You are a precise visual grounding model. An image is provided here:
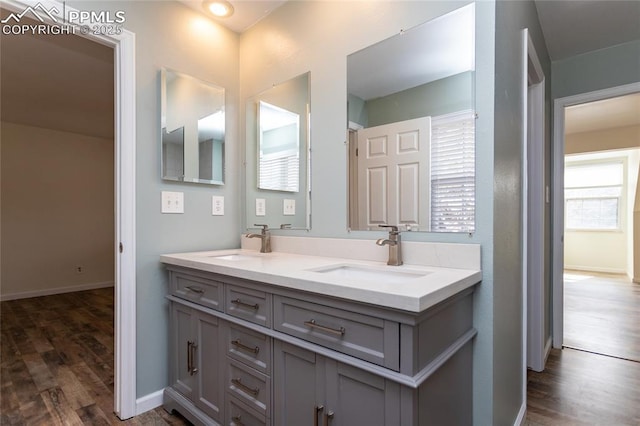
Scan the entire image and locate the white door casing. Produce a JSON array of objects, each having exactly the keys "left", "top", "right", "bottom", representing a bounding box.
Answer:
[
  {"left": 356, "top": 117, "right": 430, "bottom": 229},
  {"left": 552, "top": 82, "right": 640, "bottom": 349},
  {"left": 1, "top": 0, "right": 137, "bottom": 419}
]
